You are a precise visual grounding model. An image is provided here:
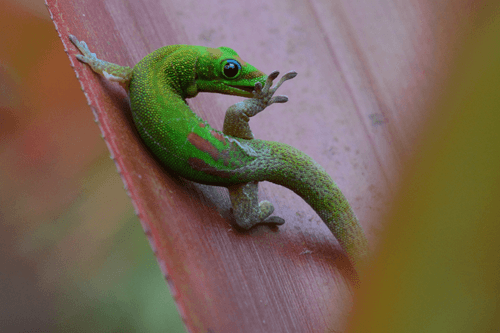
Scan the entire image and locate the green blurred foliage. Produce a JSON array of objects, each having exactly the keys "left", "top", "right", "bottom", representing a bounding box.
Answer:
[
  {"left": 350, "top": 3, "right": 500, "bottom": 332},
  {"left": 51, "top": 157, "right": 185, "bottom": 333}
]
